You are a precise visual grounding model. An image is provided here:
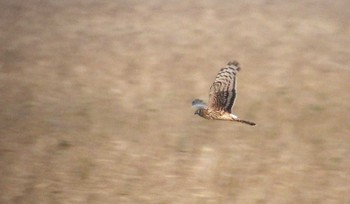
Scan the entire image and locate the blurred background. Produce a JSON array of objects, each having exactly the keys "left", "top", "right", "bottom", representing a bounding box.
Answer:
[{"left": 1, "top": 0, "right": 350, "bottom": 203}]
